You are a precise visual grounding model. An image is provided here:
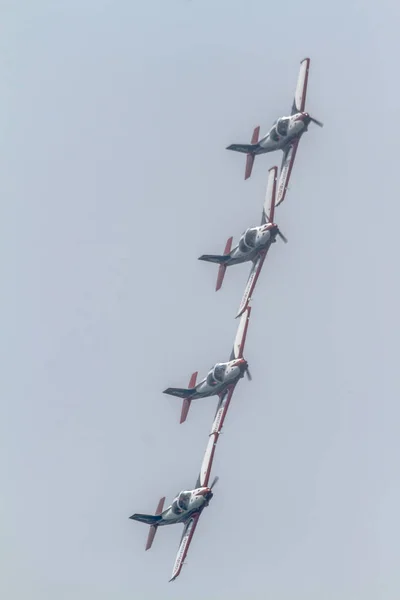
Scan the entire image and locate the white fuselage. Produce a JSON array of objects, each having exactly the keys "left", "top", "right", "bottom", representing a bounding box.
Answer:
[
  {"left": 227, "top": 225, "right": 275, "bottom": 266},
  {"left": 256, "top": 113, "right": 306, "bottom": 154},
  {"left": 192, "top": 358, "right": 246, "bottom": 398},
  {"left": 159, "top": 488, "right": 211, "bottom": 525}
]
